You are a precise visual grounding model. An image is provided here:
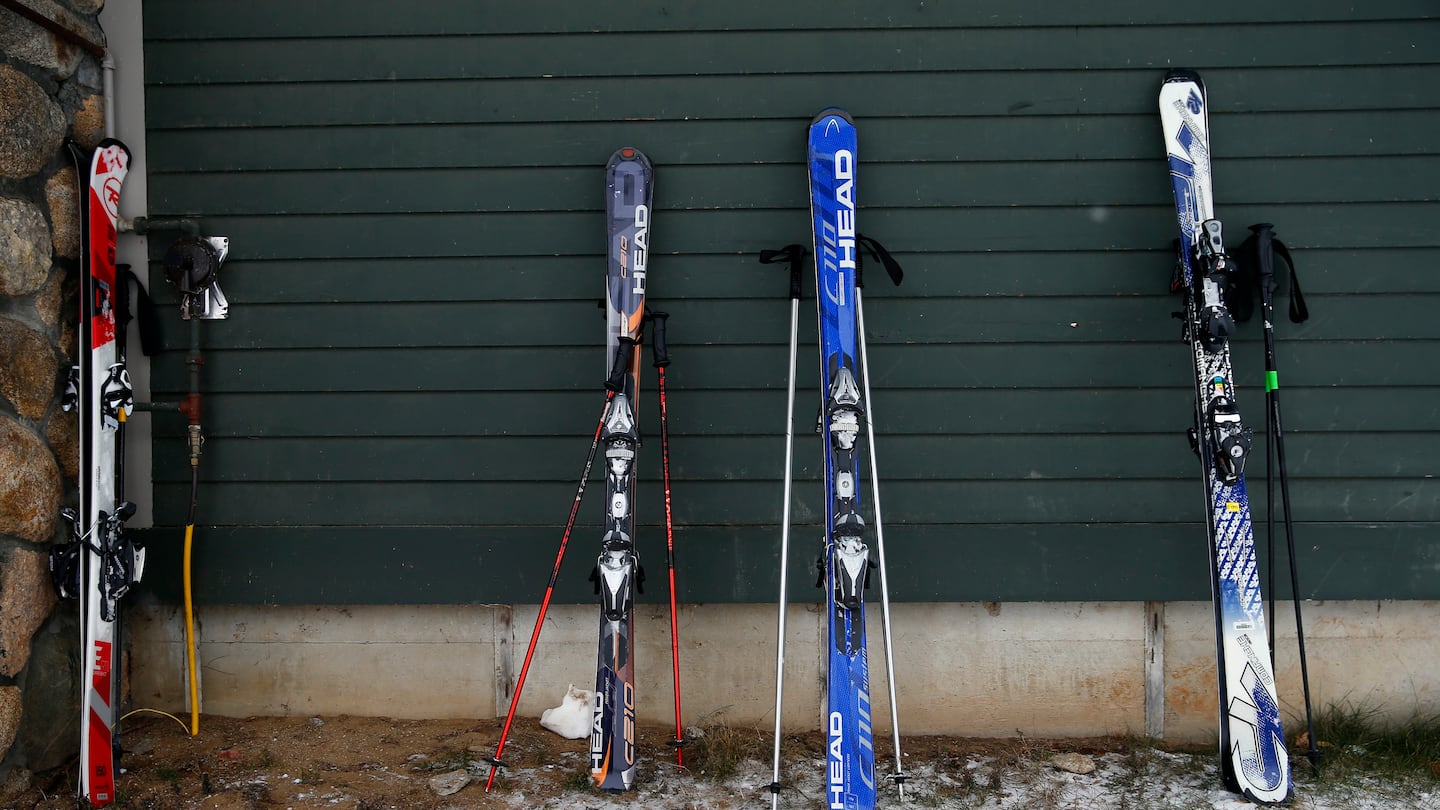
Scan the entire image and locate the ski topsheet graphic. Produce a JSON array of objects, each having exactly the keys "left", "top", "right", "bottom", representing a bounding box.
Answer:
[
  {"left": 51, "top": 138, "right": 139, "bottom": 809},
  {"left": 809, "top": 109, "right": 878, "bottom": 810},
  {"left": 590, "top": 146, "right": 652, "bottom": 792},
  {"left": 1159, "top": 69, "right": 1292, "bottom": 805}
]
